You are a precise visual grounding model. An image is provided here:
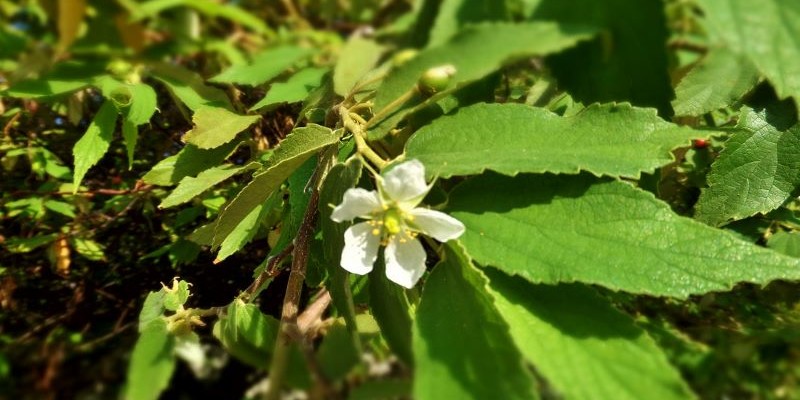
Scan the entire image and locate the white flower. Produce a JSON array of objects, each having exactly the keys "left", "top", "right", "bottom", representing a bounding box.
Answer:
[{"left": 331, "top": 159, "right": 465, "bottom": 288}]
